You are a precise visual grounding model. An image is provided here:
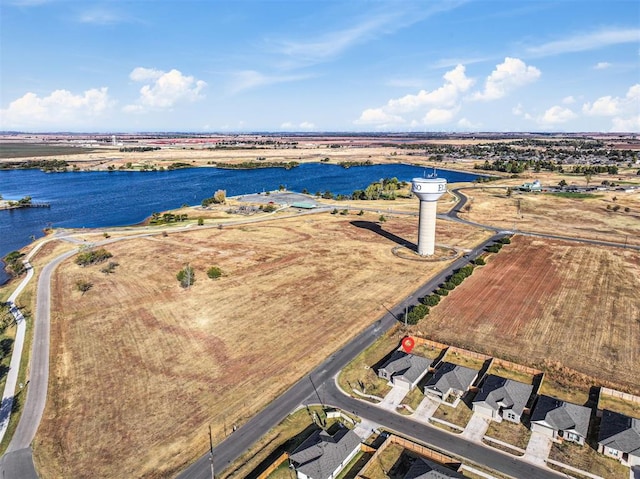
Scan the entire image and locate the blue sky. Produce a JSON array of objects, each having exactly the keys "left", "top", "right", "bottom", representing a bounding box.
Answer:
[{"left": 1, "top": 0, "right": 638, "bottom": 132}]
